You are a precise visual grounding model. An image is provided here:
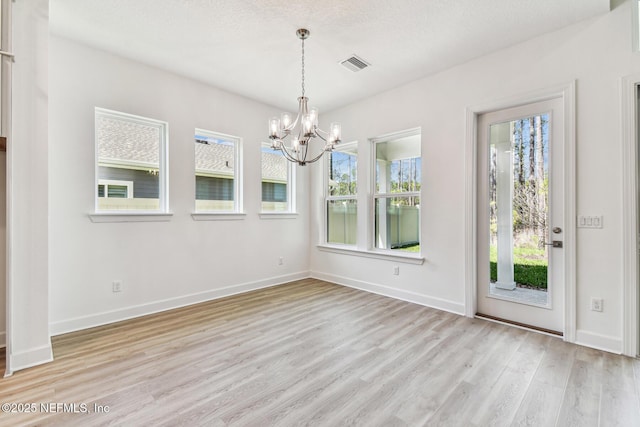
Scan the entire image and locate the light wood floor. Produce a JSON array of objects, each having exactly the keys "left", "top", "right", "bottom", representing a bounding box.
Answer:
[{"left": 1, "top": 279, "right": 639, "bottom": 426}]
